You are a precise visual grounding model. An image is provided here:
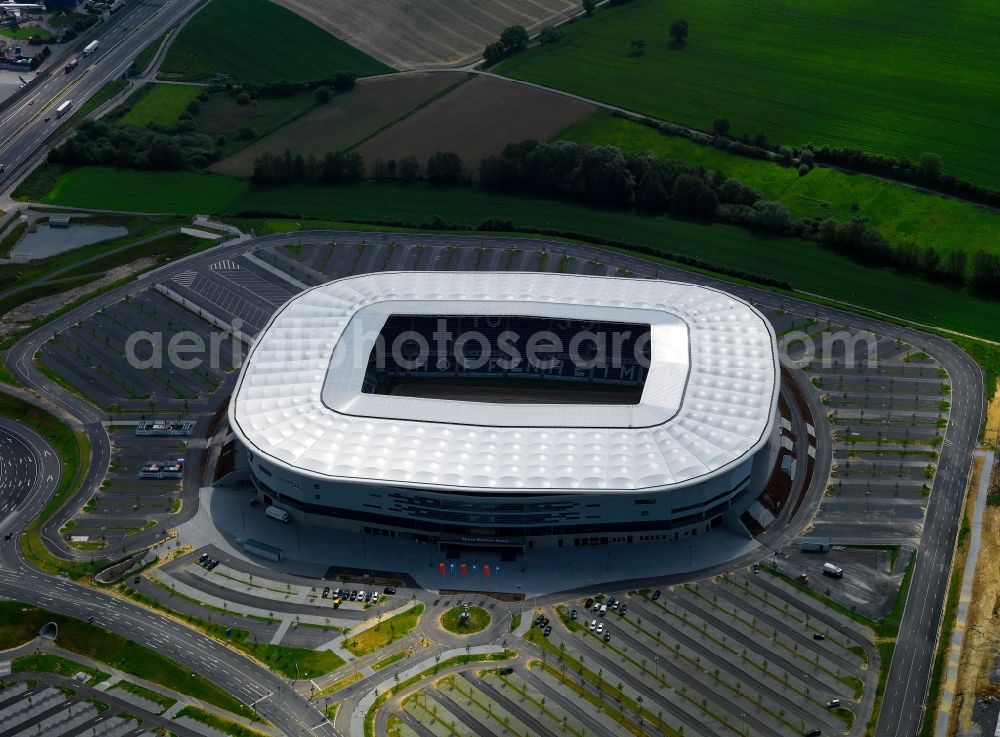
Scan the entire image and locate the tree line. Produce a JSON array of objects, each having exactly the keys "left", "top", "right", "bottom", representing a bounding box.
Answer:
[{"left": 47, "top": 118, "right": 220, "bottom": 171}]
